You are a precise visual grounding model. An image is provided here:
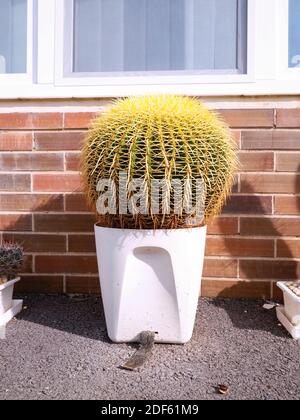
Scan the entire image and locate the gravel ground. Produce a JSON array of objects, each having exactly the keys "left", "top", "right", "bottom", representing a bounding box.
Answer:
[{"left": 0, "top": 295, "right": 299, "bottom": 401}]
